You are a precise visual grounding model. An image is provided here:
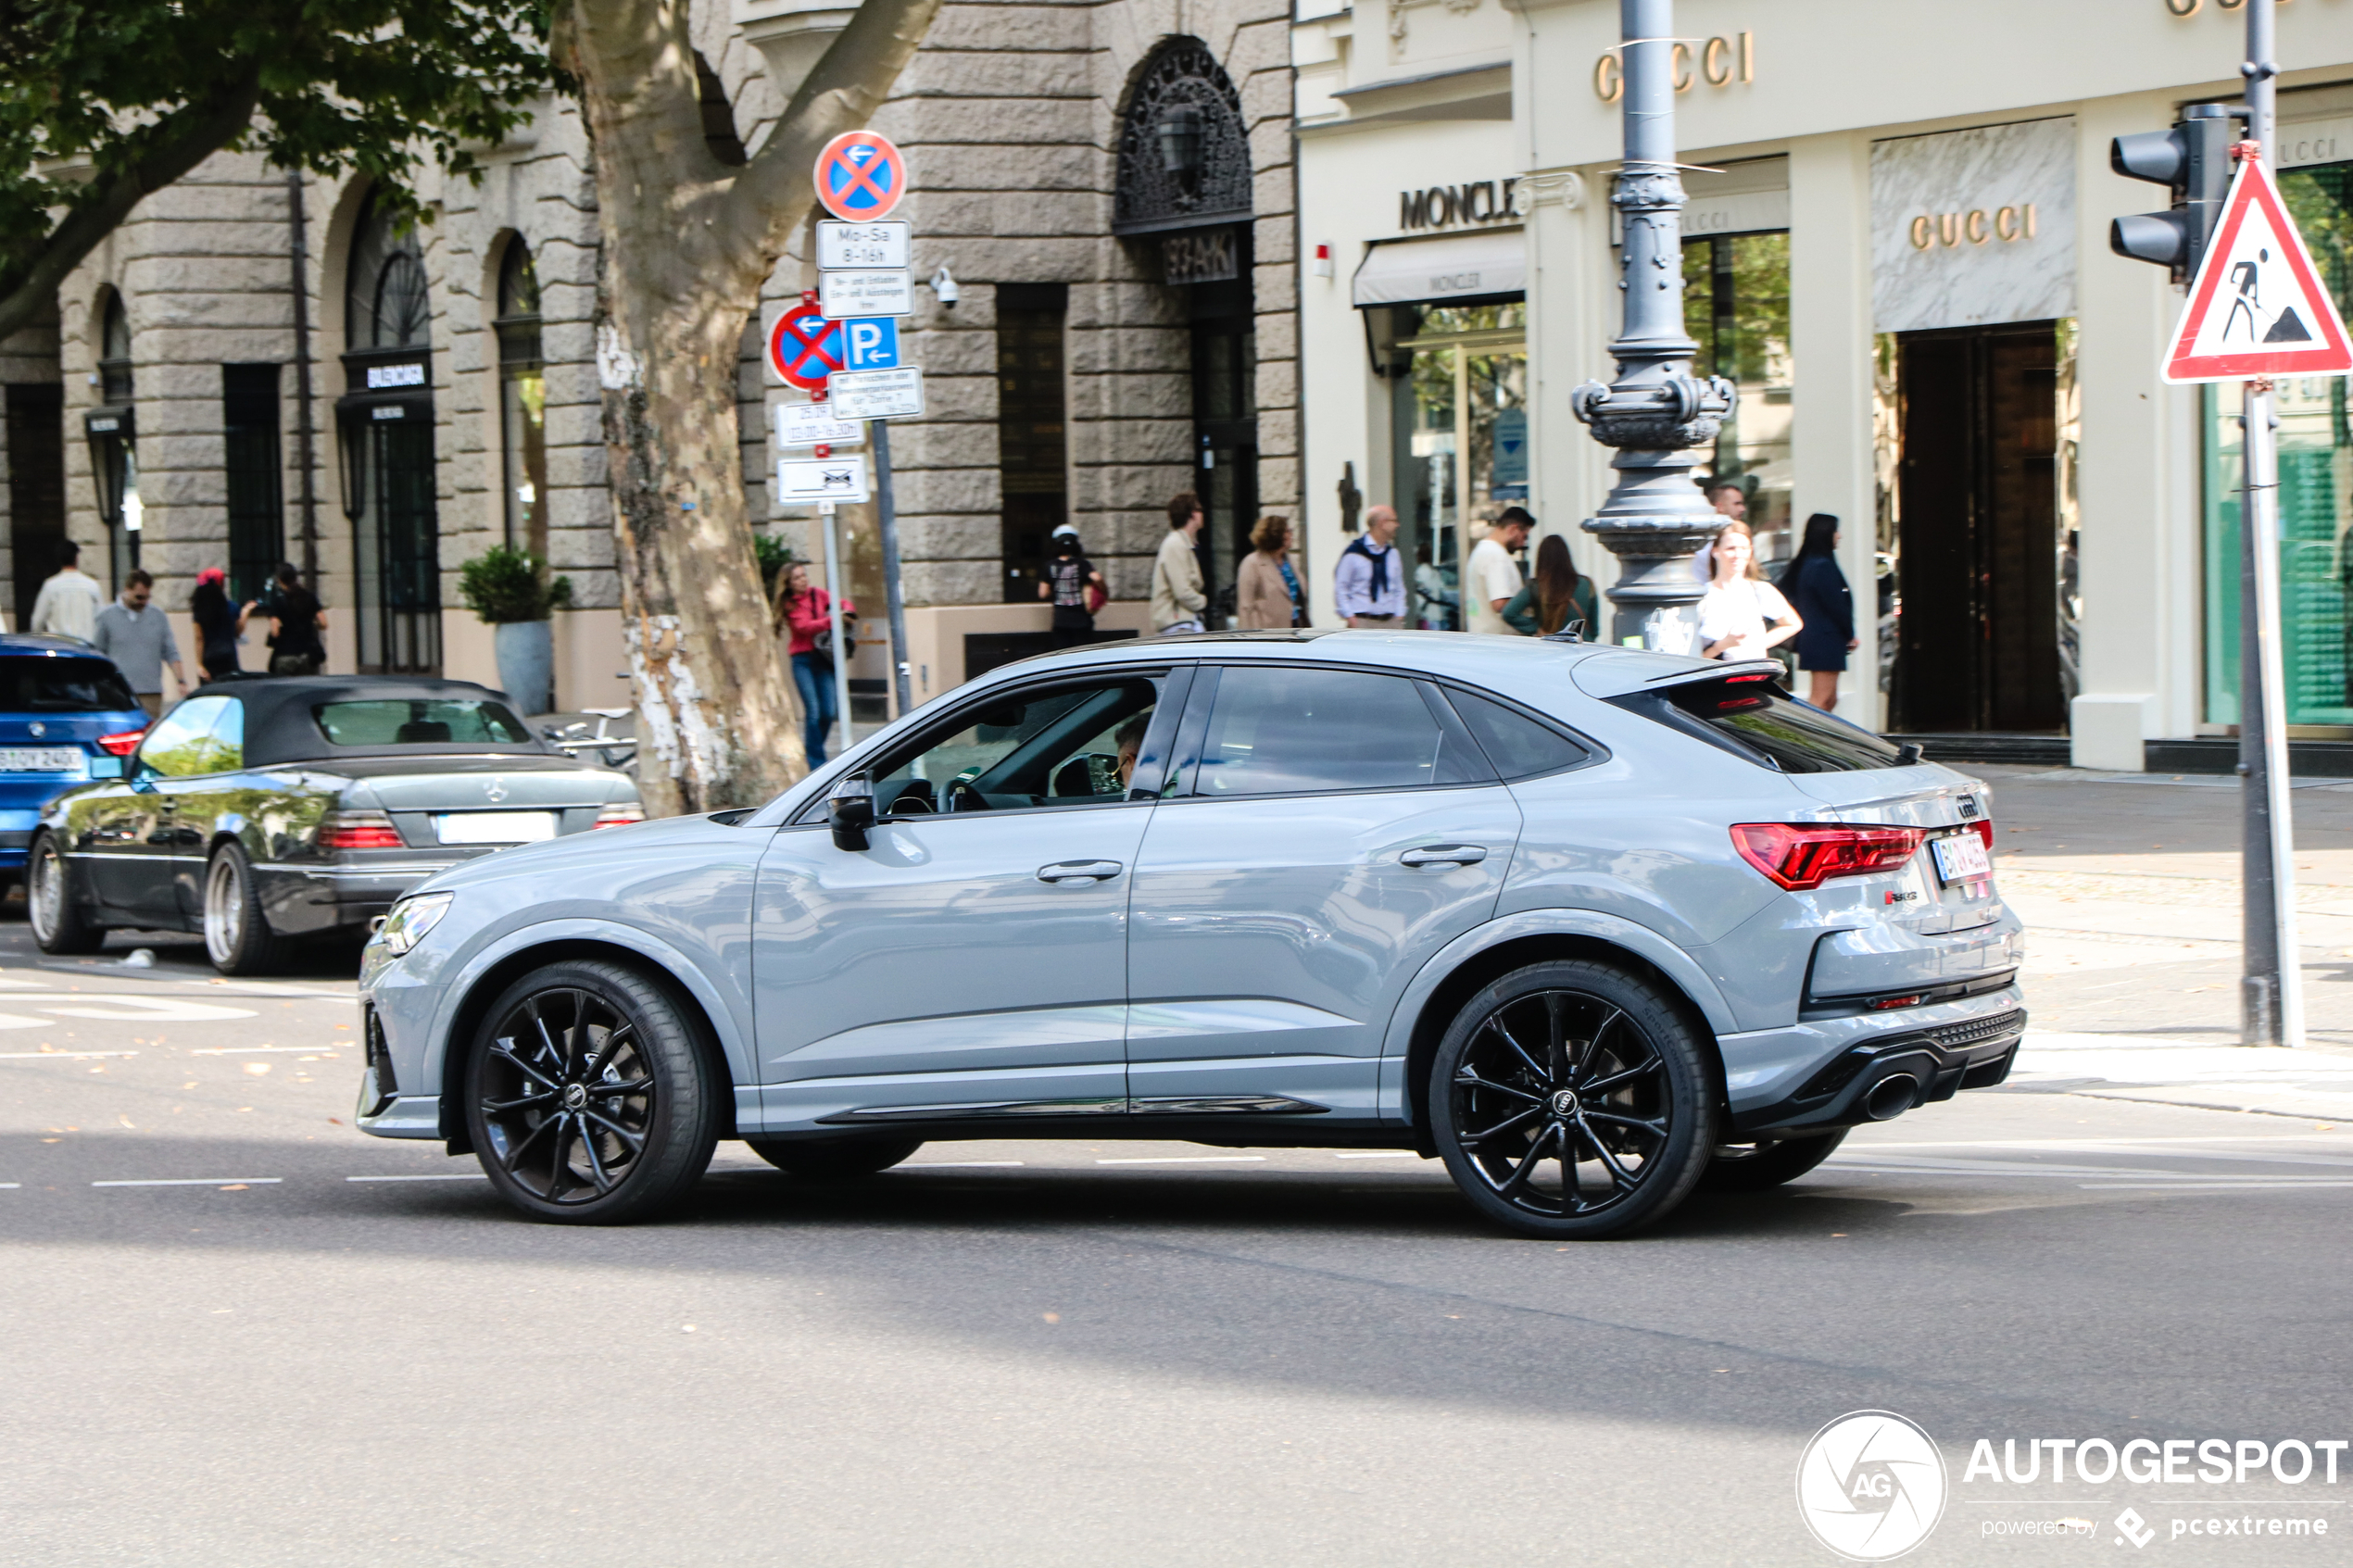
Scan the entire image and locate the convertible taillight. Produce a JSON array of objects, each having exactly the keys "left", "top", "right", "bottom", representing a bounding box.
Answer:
[
  {"left": 95, "top": 729, "right": 145, "bottom": 757},
  {"left": 593, "top": 803, "right": 647, "bottom": 829},
  {"left": 1730, "top": 822, "right": 1927, "bottom": 891},
  {"left": 320, "top": 809, "right": 404, "bottom": 849}
]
